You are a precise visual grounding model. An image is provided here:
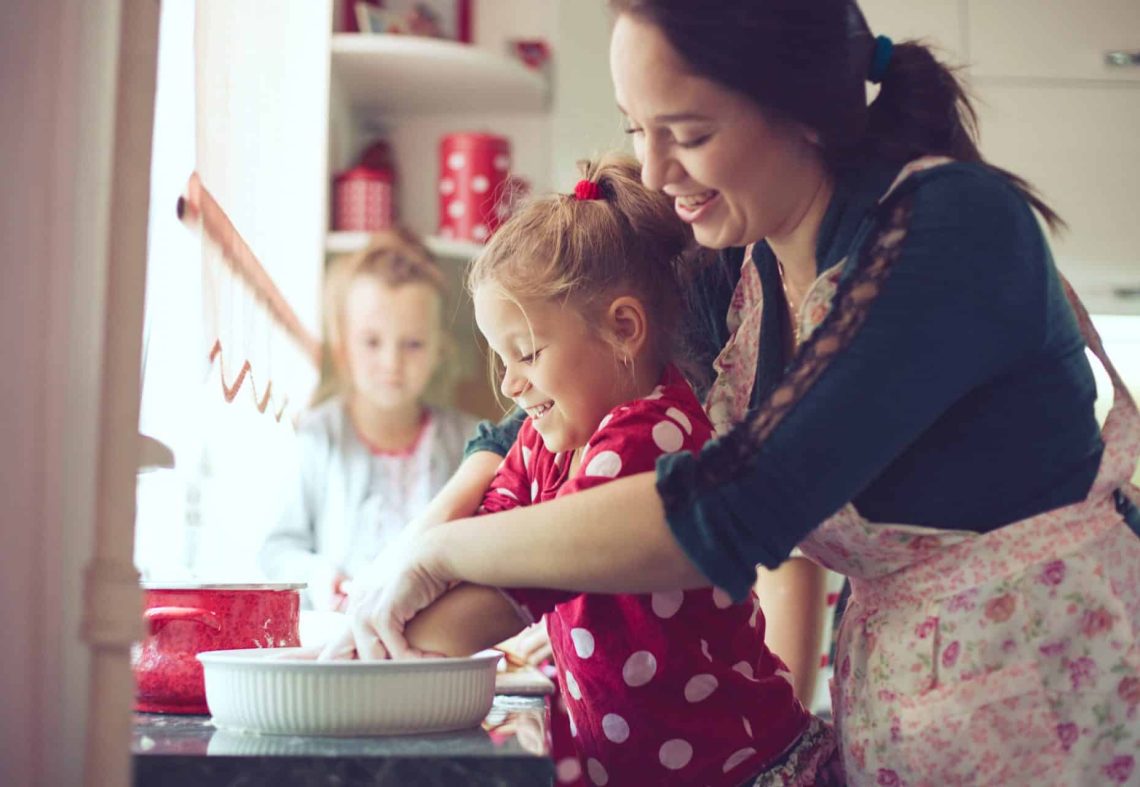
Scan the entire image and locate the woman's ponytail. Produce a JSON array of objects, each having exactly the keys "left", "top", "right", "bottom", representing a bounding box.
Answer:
[{"left": 865, "top": 41, "right": 1063, "bottom": 230}]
